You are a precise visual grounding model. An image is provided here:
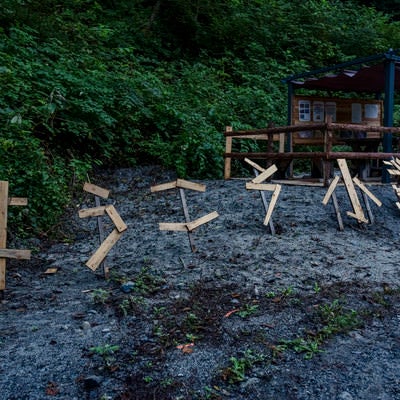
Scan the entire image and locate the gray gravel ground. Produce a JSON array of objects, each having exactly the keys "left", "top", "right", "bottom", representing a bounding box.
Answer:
[{"left": 1, "top": 166, "right": 400, "bottom": 400}]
